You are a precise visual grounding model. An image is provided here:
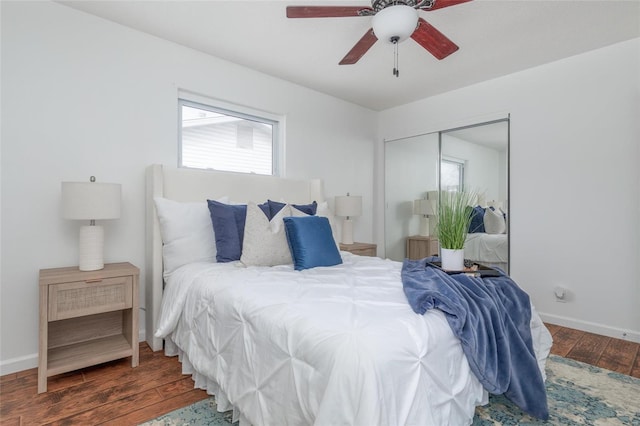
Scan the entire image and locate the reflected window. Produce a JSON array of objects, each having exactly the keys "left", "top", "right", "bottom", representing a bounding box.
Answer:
[{"left": 441, "top": 158, "right": 465, "bottom": 192}]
